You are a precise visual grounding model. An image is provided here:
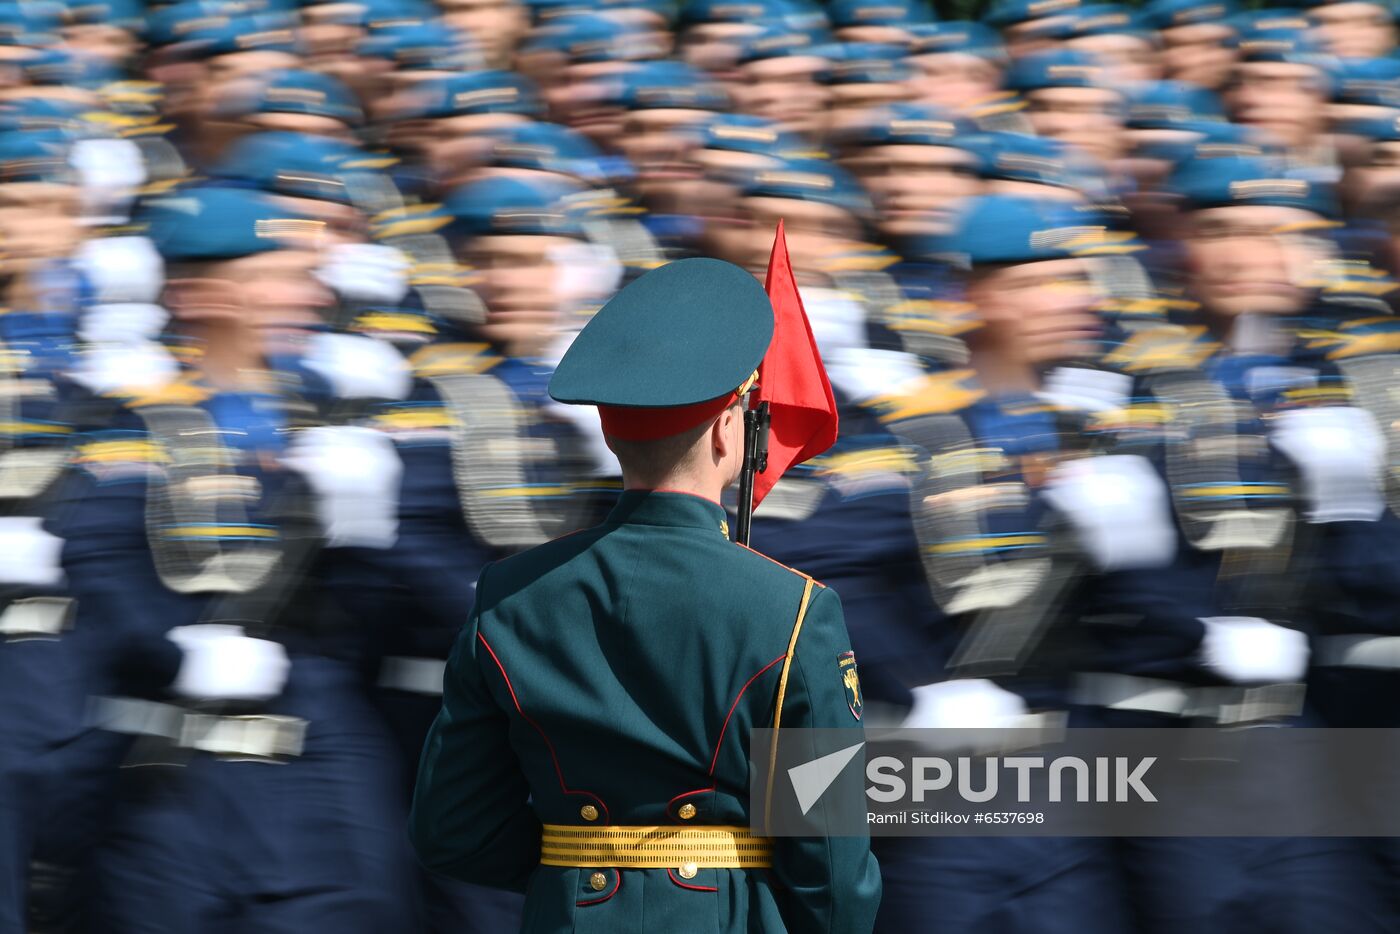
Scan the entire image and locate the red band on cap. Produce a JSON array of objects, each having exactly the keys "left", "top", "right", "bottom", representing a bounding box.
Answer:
[{"left": 598, "top": 391, "right": 738, "bottom": 441}]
